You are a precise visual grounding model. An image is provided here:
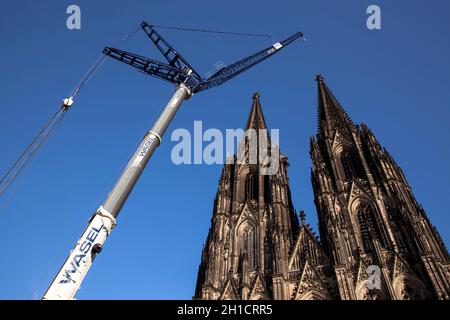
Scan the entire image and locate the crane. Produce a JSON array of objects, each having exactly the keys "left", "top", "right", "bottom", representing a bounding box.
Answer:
[{"left": 42, "top": 21, "right": 303, "bottom": 300}]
